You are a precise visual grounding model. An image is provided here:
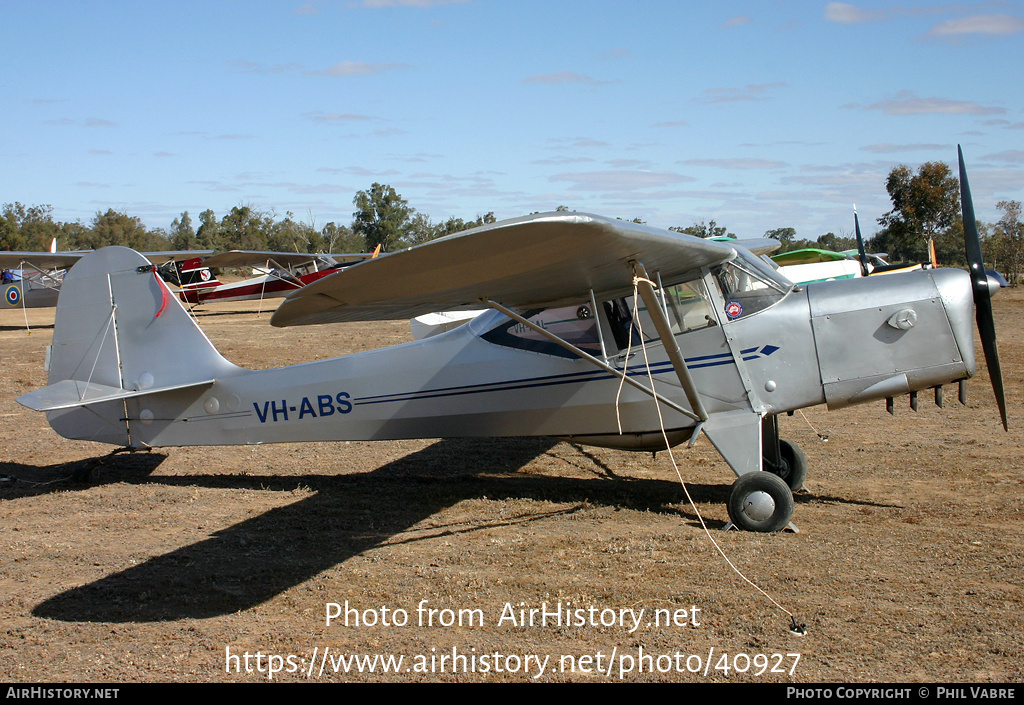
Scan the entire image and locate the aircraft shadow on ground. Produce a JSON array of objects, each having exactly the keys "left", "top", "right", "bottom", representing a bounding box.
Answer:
[
  {"left": 0, "top": 451, "right": 167, "bottom": 498},
  {"left": 0, "top": 323, "right": 54, "bottom": 332},
  {"left": 27, "top": 438, "right": 892, "bottom": 623}
]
